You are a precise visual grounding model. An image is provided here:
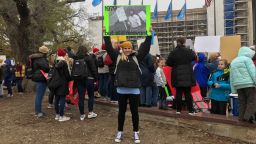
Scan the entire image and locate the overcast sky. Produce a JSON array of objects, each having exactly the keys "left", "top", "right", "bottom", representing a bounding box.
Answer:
[{"left": 72, "top": 0, "right": 205, "bottom": 15}]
